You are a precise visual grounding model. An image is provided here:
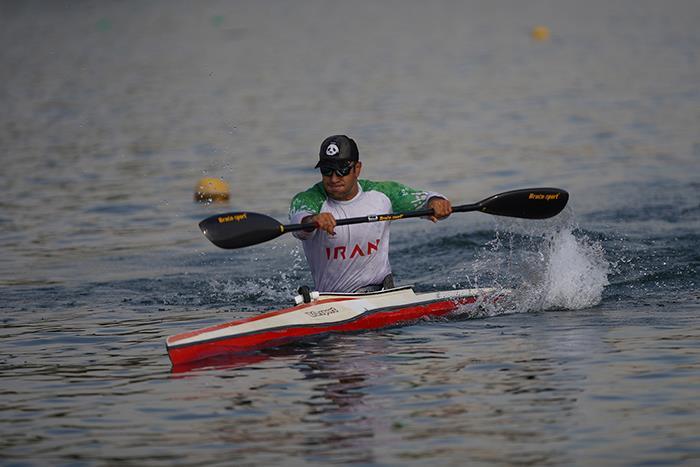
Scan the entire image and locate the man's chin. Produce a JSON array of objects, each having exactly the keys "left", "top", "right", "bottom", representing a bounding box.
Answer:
[{"left": 325, "top": 186, "right": 344, "bottom": 195}]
